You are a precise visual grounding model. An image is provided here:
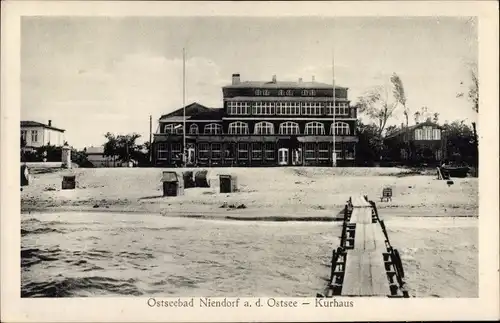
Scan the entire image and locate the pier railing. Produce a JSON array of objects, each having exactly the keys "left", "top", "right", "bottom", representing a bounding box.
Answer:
[{"left": 319, "top": 195, "right": 410, "bottom": 298}]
